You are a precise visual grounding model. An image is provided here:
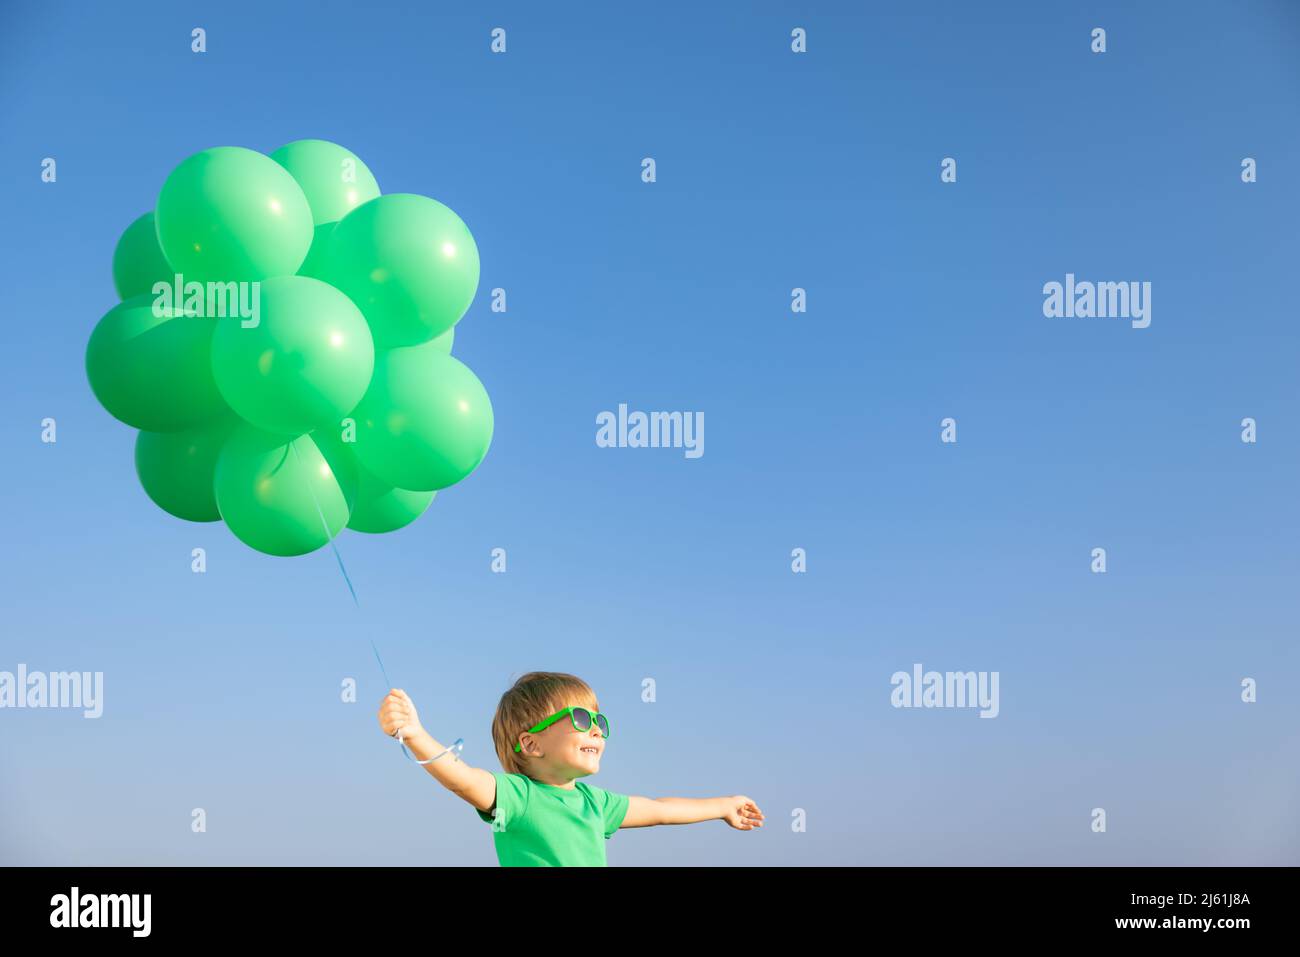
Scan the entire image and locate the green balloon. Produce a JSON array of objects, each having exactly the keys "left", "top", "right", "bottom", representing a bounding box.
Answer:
[
  {"left": 213, "top": 426, "right": 349, "bottom": 556},
  {"left": 270, "top": 139, "right": 381, "bottom": 226},
  {"left": 210, "top": 276, "right": 375, "bottom": 435},
  {"left": 430, "top": 325, "right": 454, "bottom": 353},
  {"left": 351, "top": 343, "right": 493, "bottom": 491},
  {"left": 313, "top": 427, "right": 436, "bottom": 533},
  {"left": 298, "top": 223, "right": 335, "bottom": 280},
  {"left": 135, "top": 417, "right": 236, "bottom": 522},
  {"left": 321, "top": 193, "right": 479, "bottom": 348},
  {"left": 86, "top": 294, "right": 228, "bottom": 432},
  {"left": 156, "top": 146, "right": 313, "bottom": 283},
  {"left": 112, "top": 212, "right": 174, "bottom": 300}
]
